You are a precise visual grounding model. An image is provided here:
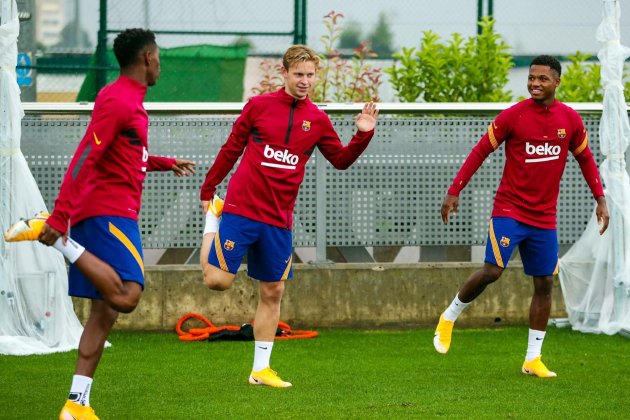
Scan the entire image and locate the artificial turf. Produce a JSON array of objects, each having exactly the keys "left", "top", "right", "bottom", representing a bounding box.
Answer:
[{"left": 1, "top": 326, "right": 628, "bottom": 419}]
